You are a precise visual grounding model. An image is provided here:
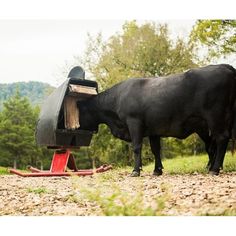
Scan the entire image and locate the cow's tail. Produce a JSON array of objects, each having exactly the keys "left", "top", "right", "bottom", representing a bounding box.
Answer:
[
  {"left": 231, "top": 139, "right": 235, "bottom": 156},
  {"left": 232, "top": 102, "right": 236, "bottom": 156},
  {"left": 232, "top": 115, "right": 236, "bottom": 156}
]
